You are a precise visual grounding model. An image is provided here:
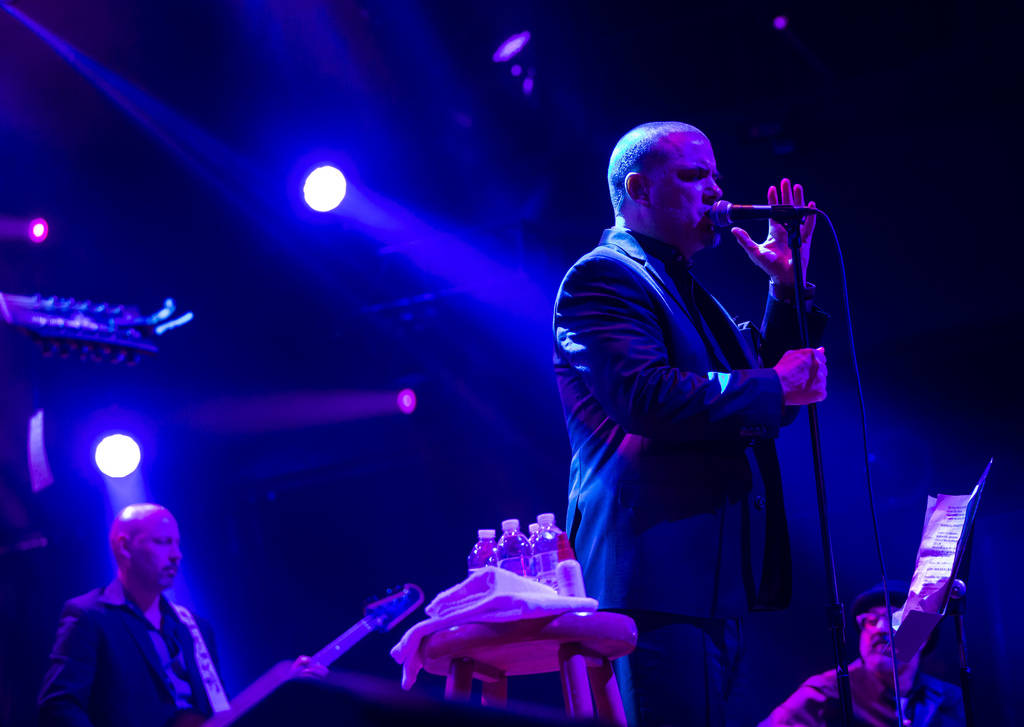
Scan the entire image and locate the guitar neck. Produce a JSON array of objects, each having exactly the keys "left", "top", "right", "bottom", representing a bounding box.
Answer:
[{"left": 309, "top": 617, "right": 377, "bottom": 667}]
